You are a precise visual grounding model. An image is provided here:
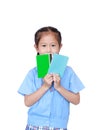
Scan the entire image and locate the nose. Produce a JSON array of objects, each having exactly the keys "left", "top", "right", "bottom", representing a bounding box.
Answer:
[{"left": 47, "top": 46, "right": 51, "bottom": 53}]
